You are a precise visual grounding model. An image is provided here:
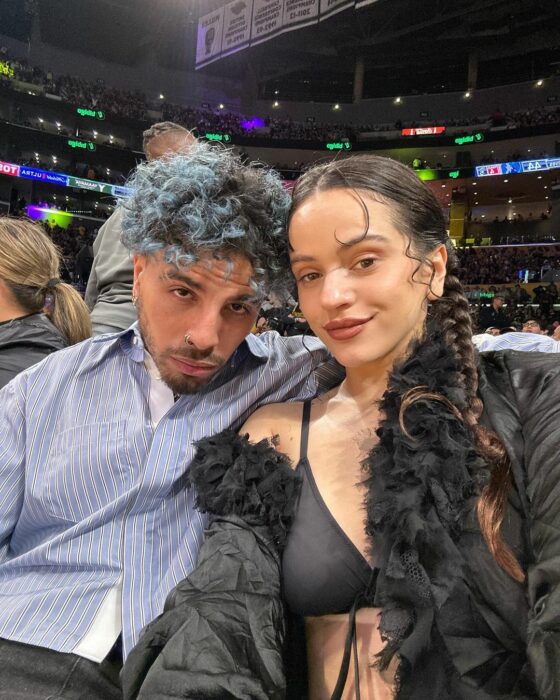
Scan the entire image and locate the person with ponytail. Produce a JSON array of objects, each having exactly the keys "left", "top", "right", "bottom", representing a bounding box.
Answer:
[
  {"left": 0, "top": 217, "right": 91, "bottom": 388},
  {"left": 123, "top": 155, "right": 559, "bottom": 699}
]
